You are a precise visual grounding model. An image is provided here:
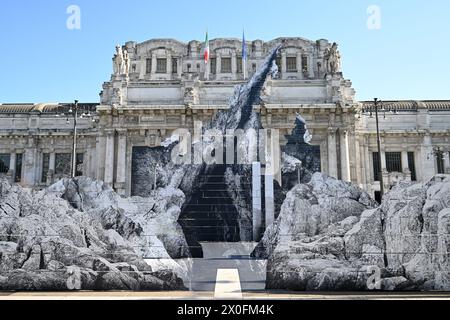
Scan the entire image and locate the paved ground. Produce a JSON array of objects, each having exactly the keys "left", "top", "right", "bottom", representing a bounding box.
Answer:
[
  {"left": 2, "top": 242, "right": 450, "bottom": 300},
  {"left": 1, "top": 291, "right": 450, "bottom": 300},
  {"left": 190, "top": 242, "right": 266, "bottom": 292}
]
